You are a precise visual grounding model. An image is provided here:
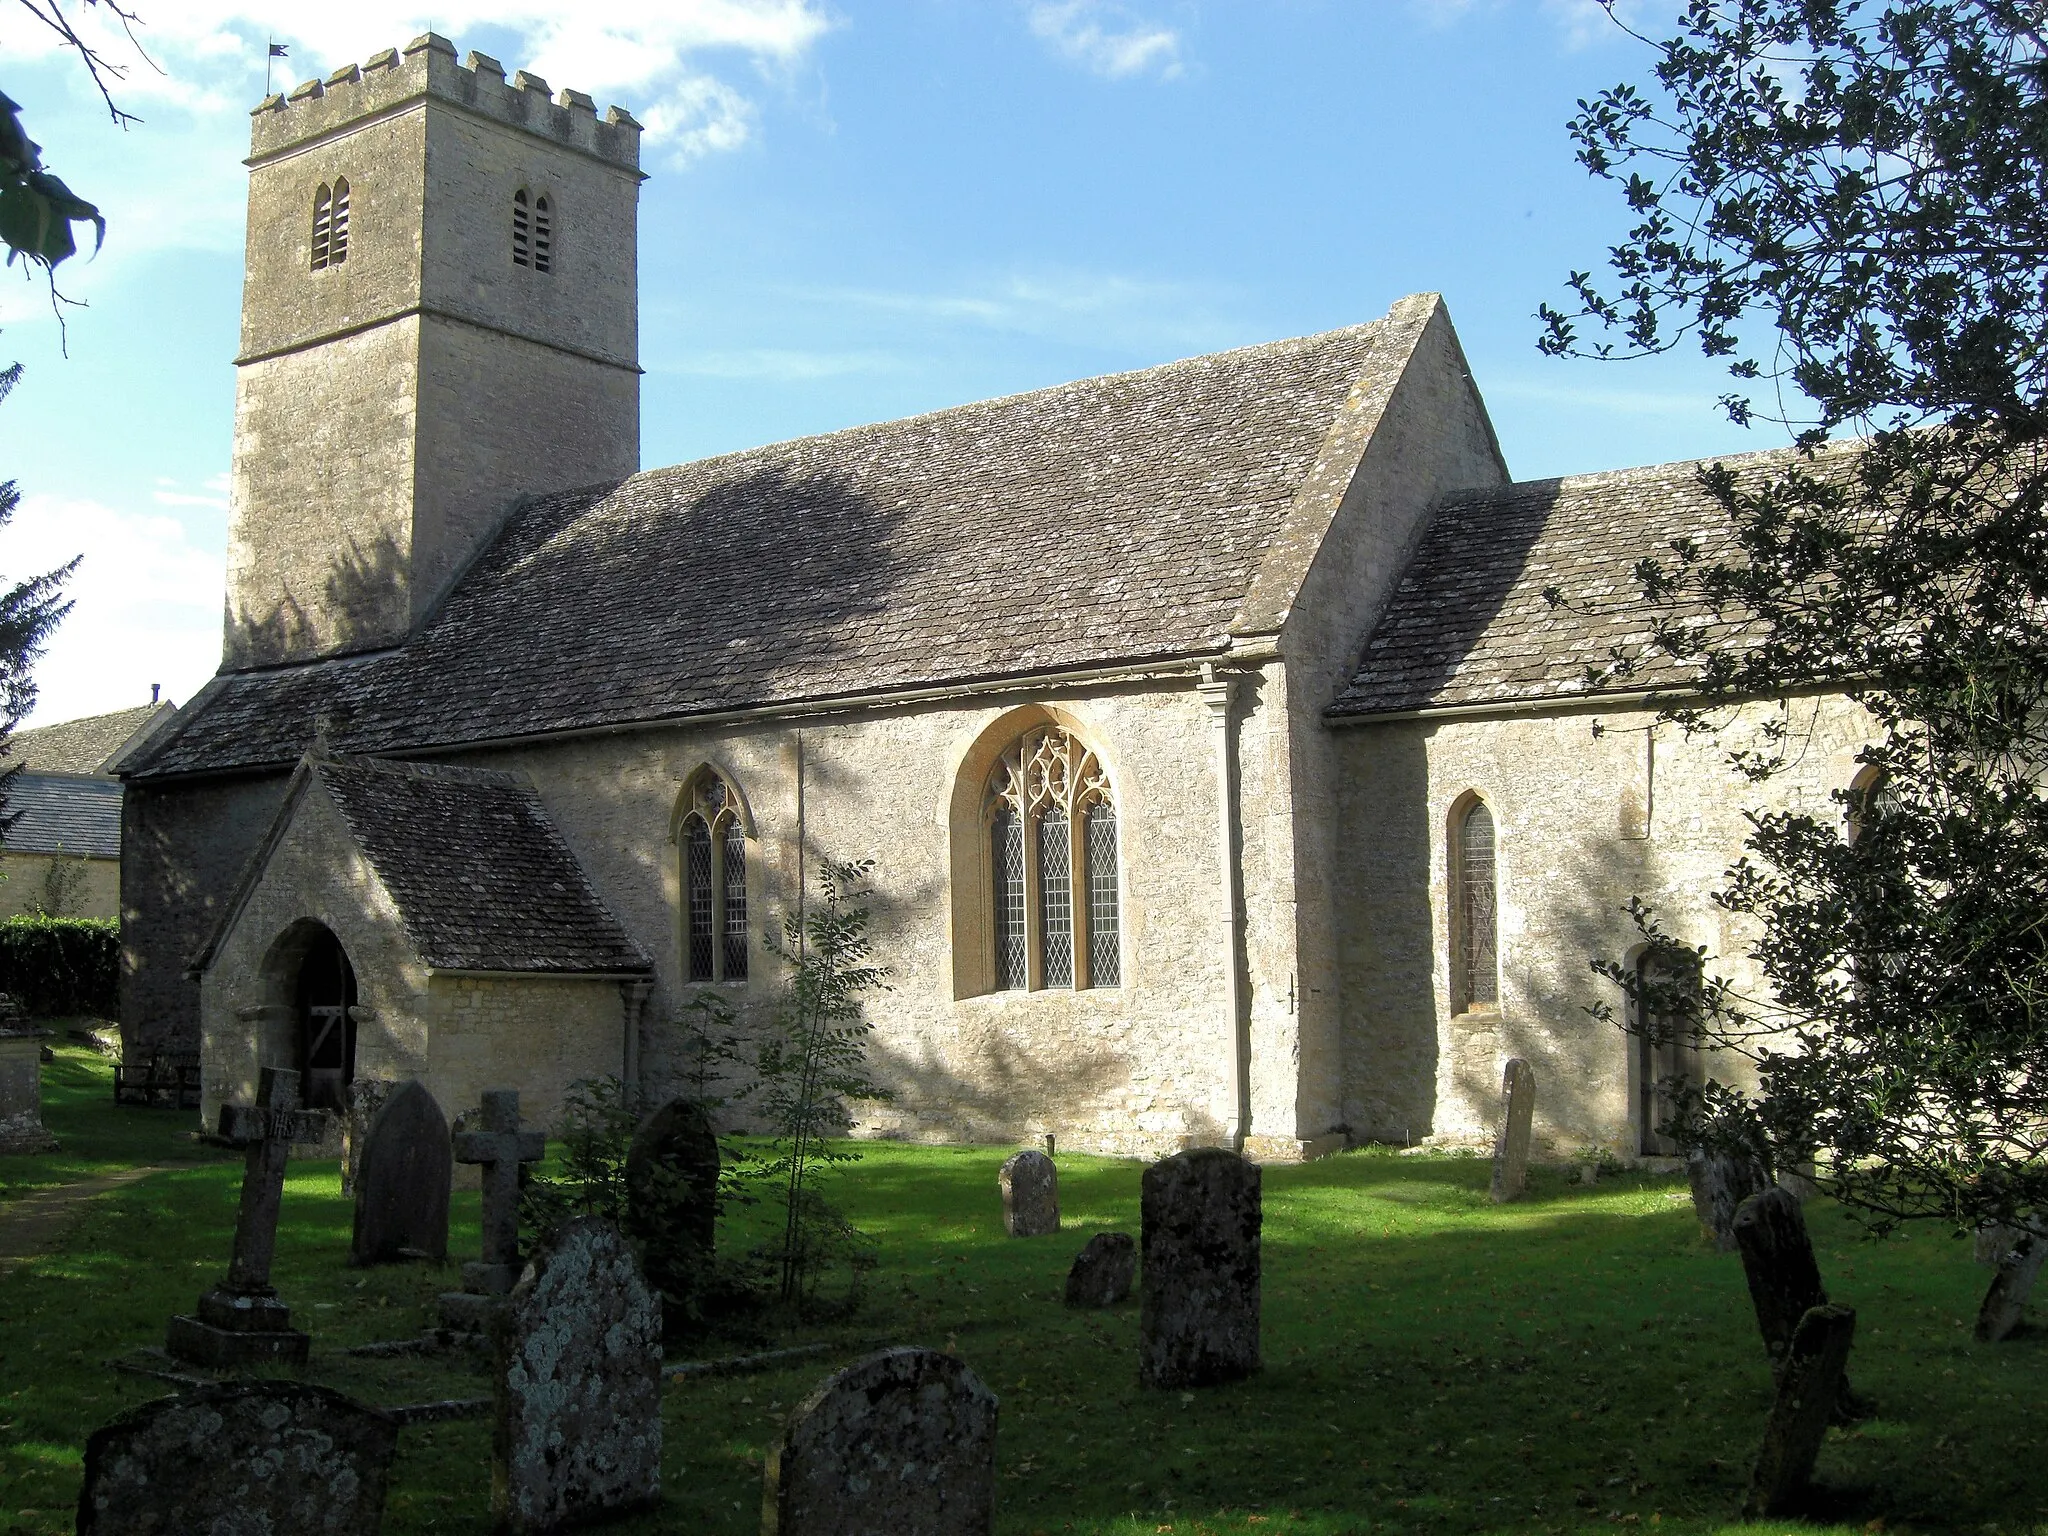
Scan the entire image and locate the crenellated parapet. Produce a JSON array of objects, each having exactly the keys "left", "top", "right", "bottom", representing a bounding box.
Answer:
[{"left": 248, "top": 33, "right": 641, "bottom": 171}]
